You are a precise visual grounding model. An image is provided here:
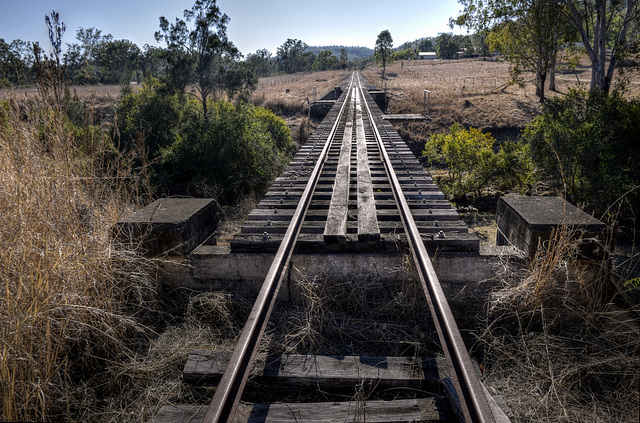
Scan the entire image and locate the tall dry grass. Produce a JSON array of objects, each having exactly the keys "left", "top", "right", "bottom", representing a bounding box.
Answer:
[
  {"left": 480, "top": 224, "right": 640, "bottom": 421},
  {"left": 0, "top": 95, "right": 156, "bottom": 421}
]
